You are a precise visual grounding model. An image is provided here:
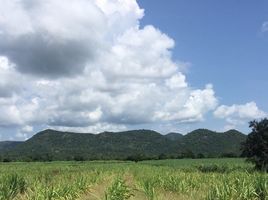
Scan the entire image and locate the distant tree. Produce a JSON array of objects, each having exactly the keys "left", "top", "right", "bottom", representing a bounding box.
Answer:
[
  {"left": 242, "top": 118, "right": 268, "bottom": 171},
  {"left": 3, "top": 157, "right": 11, "bottom": 162},
  {"left": 181, "top": 150, "right": 195, "bottom": 159},
  {"left": 158, "top": 153, "right": 168, "bottom": 160},
  {"left": 74, "top": 155, "right": 86, "bottom": 161},
  {"left": 126, "top": 154, "right": 146, "bottom": 162},
  {"left": 31, "top": 154, "right": 42, "bottom": 161},
  {"left": 24, "top": 157, "right": 34, "bottom": 162},
  {"left": 196, "top": 153, "right": 205, "bottom": 159},
  {"left": 220, "top": 152, "right": 237, "bottom": 158},
  {"left": 44, "top": 153, "right": 53, "bottom": 162},
  {"left": 126, "top": 156, "right": 135, "bottom": 162}
]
